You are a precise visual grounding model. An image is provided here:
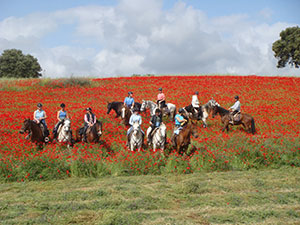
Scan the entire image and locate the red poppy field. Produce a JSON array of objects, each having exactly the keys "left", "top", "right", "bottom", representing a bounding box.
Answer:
[{"left": 1, "top": 76, "right": 300, "bottom": 182}]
